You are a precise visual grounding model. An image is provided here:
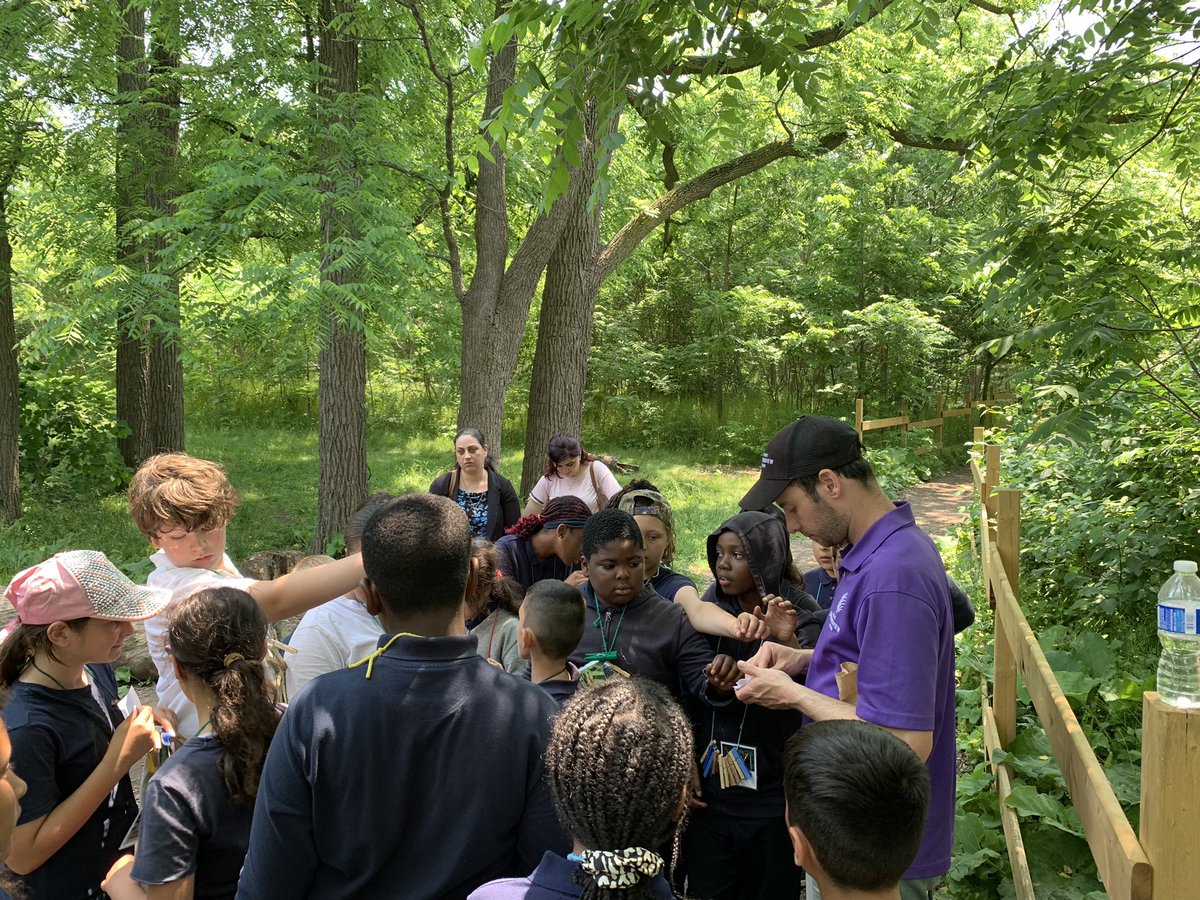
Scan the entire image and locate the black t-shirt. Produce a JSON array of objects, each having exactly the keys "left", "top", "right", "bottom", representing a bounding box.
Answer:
[
  {"left": 3, "top": 665, "right": 137, "bottom": 900},
  {"left": 132, "top": 735, "right": 252, "bottom": 899}
]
